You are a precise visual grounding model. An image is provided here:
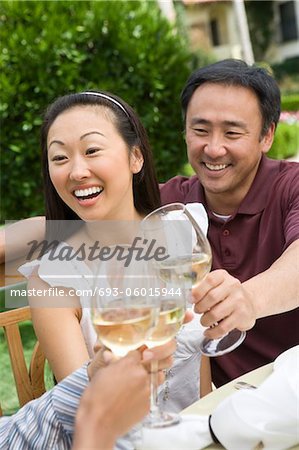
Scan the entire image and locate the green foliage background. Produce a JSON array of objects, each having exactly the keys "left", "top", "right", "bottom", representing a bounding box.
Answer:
[
  {"left": 0, "top": 0, "right": 200, "bottom": 221},
  {"left": 267, "top": 122, "right": 299, "bottom": 160},
  {"left": 1, "top": 1, "right": 297, "bottom": 222},
  {"left": 281, "top": 94, "right": 299, "bottom": 111}
]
